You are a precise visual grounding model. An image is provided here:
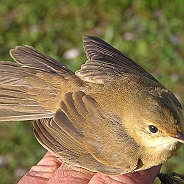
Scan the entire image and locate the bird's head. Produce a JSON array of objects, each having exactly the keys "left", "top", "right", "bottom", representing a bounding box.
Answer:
[{"left": 126, "top": 86, "right": 184, "bottom": 153}]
